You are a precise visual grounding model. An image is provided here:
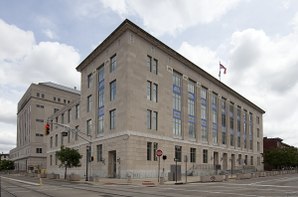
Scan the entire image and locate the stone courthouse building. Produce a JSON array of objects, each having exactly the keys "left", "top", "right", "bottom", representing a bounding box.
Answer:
[{"left": 46, "top": 19, "right": 265, "bottom": 179}]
